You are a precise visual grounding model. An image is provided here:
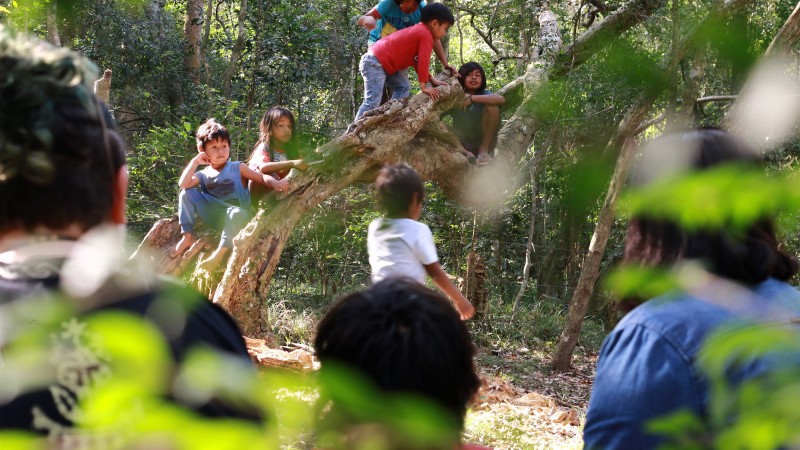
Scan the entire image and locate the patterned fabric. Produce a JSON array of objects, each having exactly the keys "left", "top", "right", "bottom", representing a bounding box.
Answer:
[{"left": 367, "top": 0, "right": 427, "bottom": 44}]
